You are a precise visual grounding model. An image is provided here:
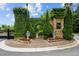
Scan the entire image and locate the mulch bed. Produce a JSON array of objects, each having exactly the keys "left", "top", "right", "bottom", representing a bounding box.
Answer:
[{"left": 5, "top": 38, "right": 75, "bottom": 48}]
